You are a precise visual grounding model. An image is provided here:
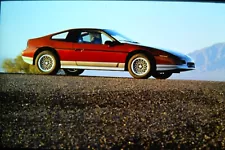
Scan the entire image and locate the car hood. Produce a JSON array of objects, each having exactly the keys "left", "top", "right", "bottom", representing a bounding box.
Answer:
[
  {"left": 151, "top": 46, "right": 187, "bottom": 58},
  {"left": 126, "top": 42, "right": 188, "bottom": 58}
]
